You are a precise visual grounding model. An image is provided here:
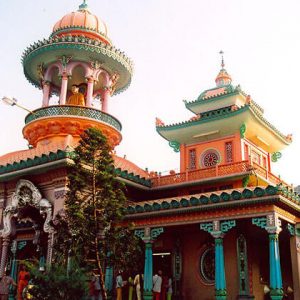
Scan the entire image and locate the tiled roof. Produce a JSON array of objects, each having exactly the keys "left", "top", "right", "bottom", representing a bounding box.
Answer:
[
  {"left": 0, "top": 143, "right": 150, "bottom": 185},
  {"left": 113, "top": 155, "right": 149, "bottom": 179},
  {"left": 126, "top": 185, "right": 299, "bottom": 215},
  {"left": 0, "top": 141, "right": 70, "bottom": 166}
]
